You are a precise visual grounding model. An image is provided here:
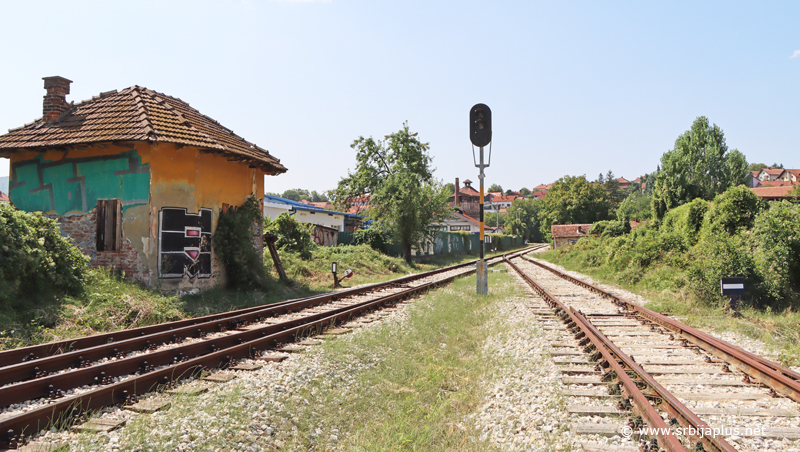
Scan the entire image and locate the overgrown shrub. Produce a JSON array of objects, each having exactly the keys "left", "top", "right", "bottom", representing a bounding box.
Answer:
[
  {"left": 0, "top": 204, "right": 88, "bottom": 308},
  {"left": 589, "top": 220, "right": 629, "bottom": 238},
  {"left": 215, "top": 197, "right": 269, "bottom": 290},
  {"left": 687, "top": 231, "right": 755, "bottom": 305},
  {"left": 751, "top": 201, "right": 800, "bottom": 302},
  {"left": 352, "top": 228, "right": 392, "bottom": 252},
  {"left": 662, "top": 198, "right": 708, "bottom": 245},
  {"left": 701, "top": 185, "right": 764, "bottom": 235},
  {"left": 265, "top": 212, "right": 316, "bottom": 260}
]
